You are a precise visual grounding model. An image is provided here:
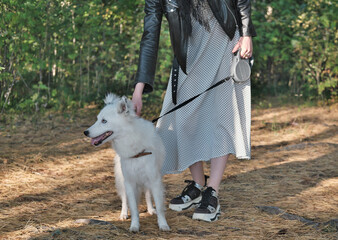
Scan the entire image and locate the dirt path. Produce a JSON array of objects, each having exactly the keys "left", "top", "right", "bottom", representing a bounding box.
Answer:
[{"left": 0, "top": 104, "right": 337, "bottom": 239}]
